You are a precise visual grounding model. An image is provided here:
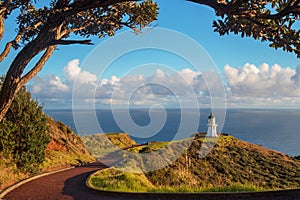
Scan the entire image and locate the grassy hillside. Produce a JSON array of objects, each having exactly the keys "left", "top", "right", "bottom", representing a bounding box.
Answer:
[
  {"left": 146, "top": 136, "right": 300, "bottom": 190},
  {"left": 88, "top": 136, "right": 300, "bottom": 192},
  {"left": 0, "top": 153, "right": 28, "bottom": 191},
  {"left": 81, "top": 133, "right": 137, "bottom": 158},
  {"left": 40, "top": 117, "right": 94, "bottom": 172},
  {"left": 0, "top": 117, "right": 94, "bottom": 191}
]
